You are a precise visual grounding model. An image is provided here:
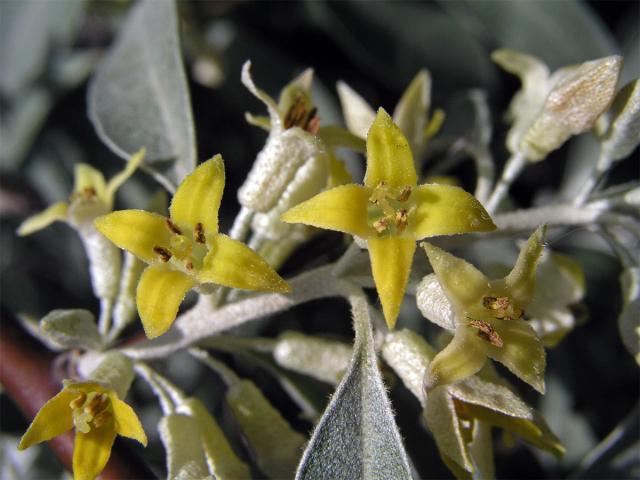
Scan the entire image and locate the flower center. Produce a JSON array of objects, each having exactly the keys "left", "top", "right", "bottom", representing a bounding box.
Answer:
[
  {"left": 467, "top": 318, "right": 504, "bottom": 348},
  {"left": 283, "top": 95, "right": 320, "bottom": 134},
  {"left": 69, "top": 391, "right": 112, "bottom": 433},
  {"left": 482, "top": 295, "right": 523, "bottom": 320},
  {"left": 367, "top": 181, "right": 413, "bottom": 237},
  {"left": 153, "top": 219, "right": 209, "bottom": 274}
]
